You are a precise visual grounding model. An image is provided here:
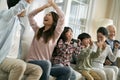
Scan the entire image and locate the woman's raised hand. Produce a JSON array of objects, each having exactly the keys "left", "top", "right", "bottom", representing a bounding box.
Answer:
[
  {"left": 96, "top": 41, "right": 103, "bottom": 49},
  {"left": 44, "top": 0, "right": 54, "bottom": 8},
  {"left": 48, "top": 0, "right": 54, "bottom": 4},
  {"left": 97, "top": 41, "right": 106, "bottom": 50}
]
